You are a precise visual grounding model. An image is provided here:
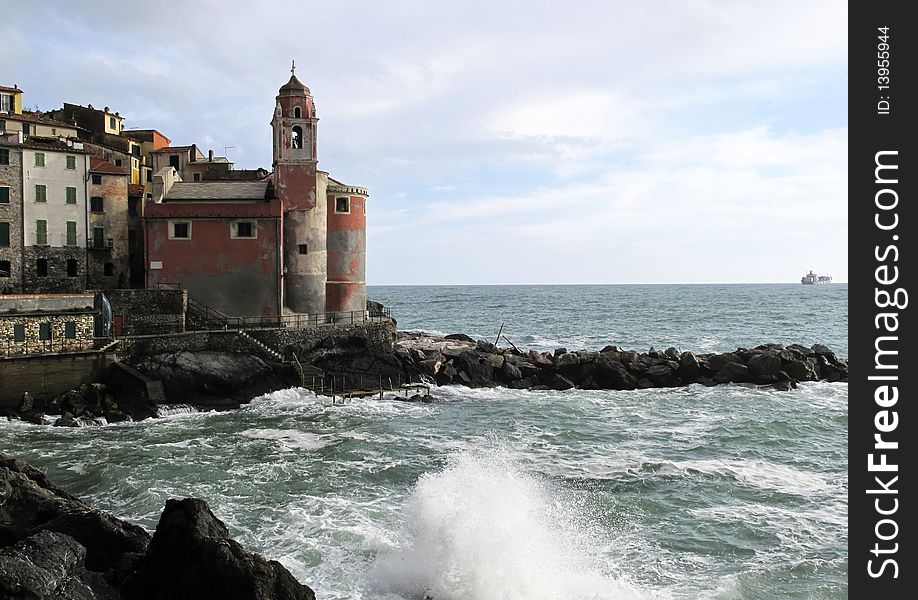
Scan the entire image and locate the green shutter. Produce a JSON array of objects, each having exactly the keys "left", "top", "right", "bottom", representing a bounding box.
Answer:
[
  {"left": 0, "top": 222, "right": 9, "bottom": 247},
  {"left": 36, "top": 220, "right": 47, "bottom": 245},
  {"left": 35, "top": 185, "right": 46, "bottom": 202},
  {"left": 66, "top": 187, "right": 77, "bottom": 204},
  {"left": 67, "top": 221, "right": 77, "bottom": 246},
  {"left": 66, "top": 155, "right": 76, "bottom": 169},
  {"left": 0, "top": 187, "right": 9, "bottom": 203},
  {"left": 34, "top": 152, "right": 45, "bottom": 167}
]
